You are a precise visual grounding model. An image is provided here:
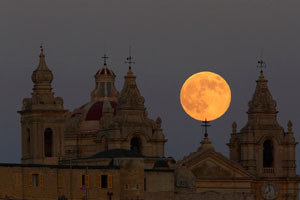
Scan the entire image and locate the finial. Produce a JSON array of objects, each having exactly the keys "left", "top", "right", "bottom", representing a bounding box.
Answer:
[
  {"left": 257, "top": 51, "right": 266, "bottom": 74},
  {"left": 39, "top": 43, "right": 45, "bottom": 57},
  {"left": 288, "top": 120, "right": 293, "bottom": 132},
  {"left": 102, "top": 54, "right": 109, "bottom": 66},
  {"left": 125, "top": 46, "right": 135, "bottom": 70},
  {"left": 232, "top": 121, "right": 237, "bottom": 133},
  {"left": 156, "top": 117, "right": 162, "bottom": 128},
  {"left": 201, "top": 119, "right": 211, "bottom": 138}
]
